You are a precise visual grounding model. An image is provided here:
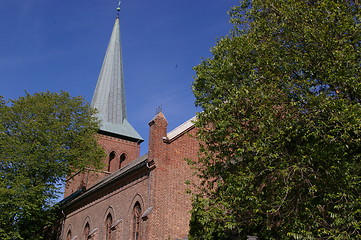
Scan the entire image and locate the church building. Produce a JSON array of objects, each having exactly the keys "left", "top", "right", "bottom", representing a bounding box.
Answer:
[{"left": 59, "top": 8, "right": 199, "bottom": 240}]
